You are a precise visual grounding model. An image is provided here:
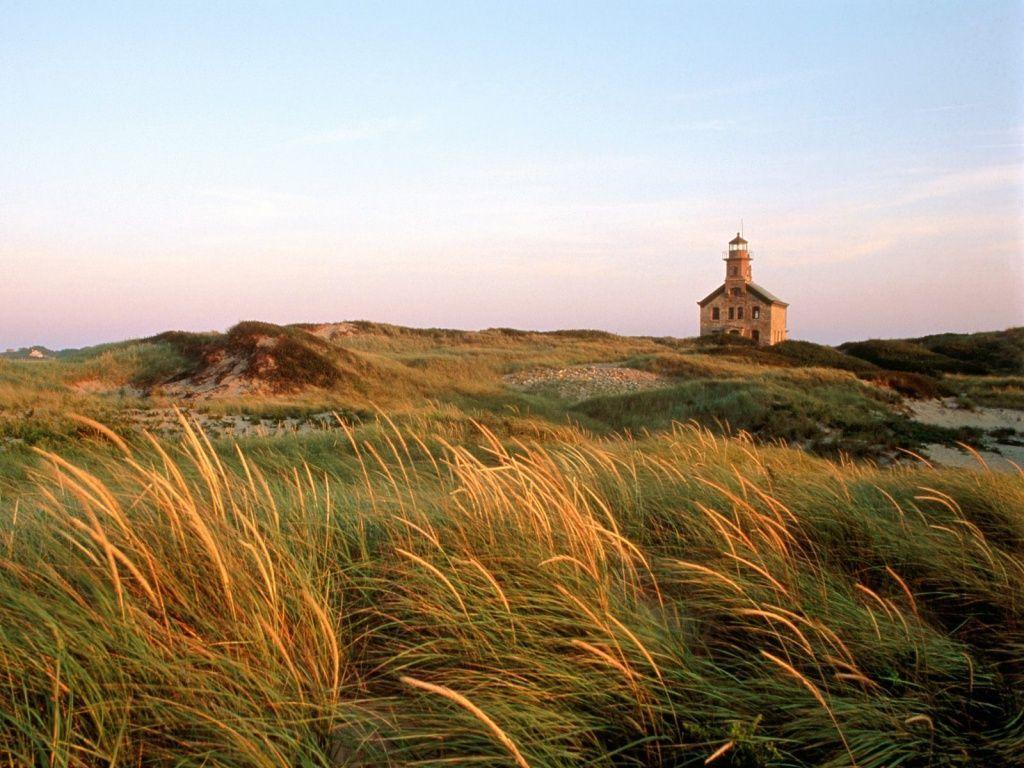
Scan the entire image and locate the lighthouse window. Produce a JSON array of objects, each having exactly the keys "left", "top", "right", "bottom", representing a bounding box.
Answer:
[
  {"left": 711, "top": 307, "right": 720, "bottom": 320},
  {"left": 730, "top": 287, "right": 741, "bottom": 297},
  {"left": 730, "top": 267, "right": 737, "bottom": 276},
  {"left": 728, "top": 307, "right": 734, "bottom": 320},
  {"left": 737, "top": 307, "right": 744, "bottom": 319},
  {"left": 752, "top": 306, "right": 760, "bottom": 319}
]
